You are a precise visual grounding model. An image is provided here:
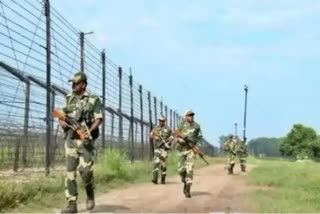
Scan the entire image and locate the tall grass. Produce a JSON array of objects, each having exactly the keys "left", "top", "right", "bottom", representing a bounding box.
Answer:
[
  {"left": 248, "top": 159, "right": 320, "bottom": 212},
  {"left": 1, "top": 148, "right": 211, "bottom": 212}
]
